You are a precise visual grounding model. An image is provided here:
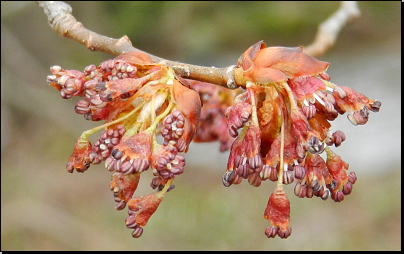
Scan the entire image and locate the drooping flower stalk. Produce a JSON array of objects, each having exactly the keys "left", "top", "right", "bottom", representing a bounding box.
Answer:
[{"left": 277, "top": 117, "right": 285, "bottom": 189}]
